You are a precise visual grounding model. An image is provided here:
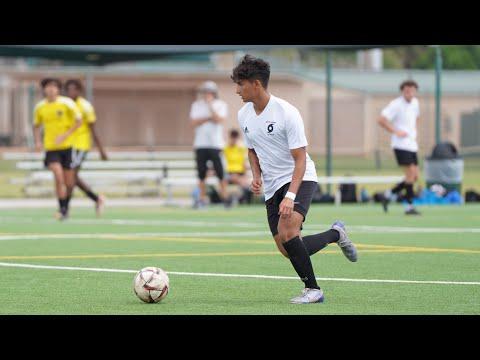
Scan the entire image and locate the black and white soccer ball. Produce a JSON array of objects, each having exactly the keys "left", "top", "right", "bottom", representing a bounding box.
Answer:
[{"left": 133, "top": 267, "right": 169, "bottom": 303}]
